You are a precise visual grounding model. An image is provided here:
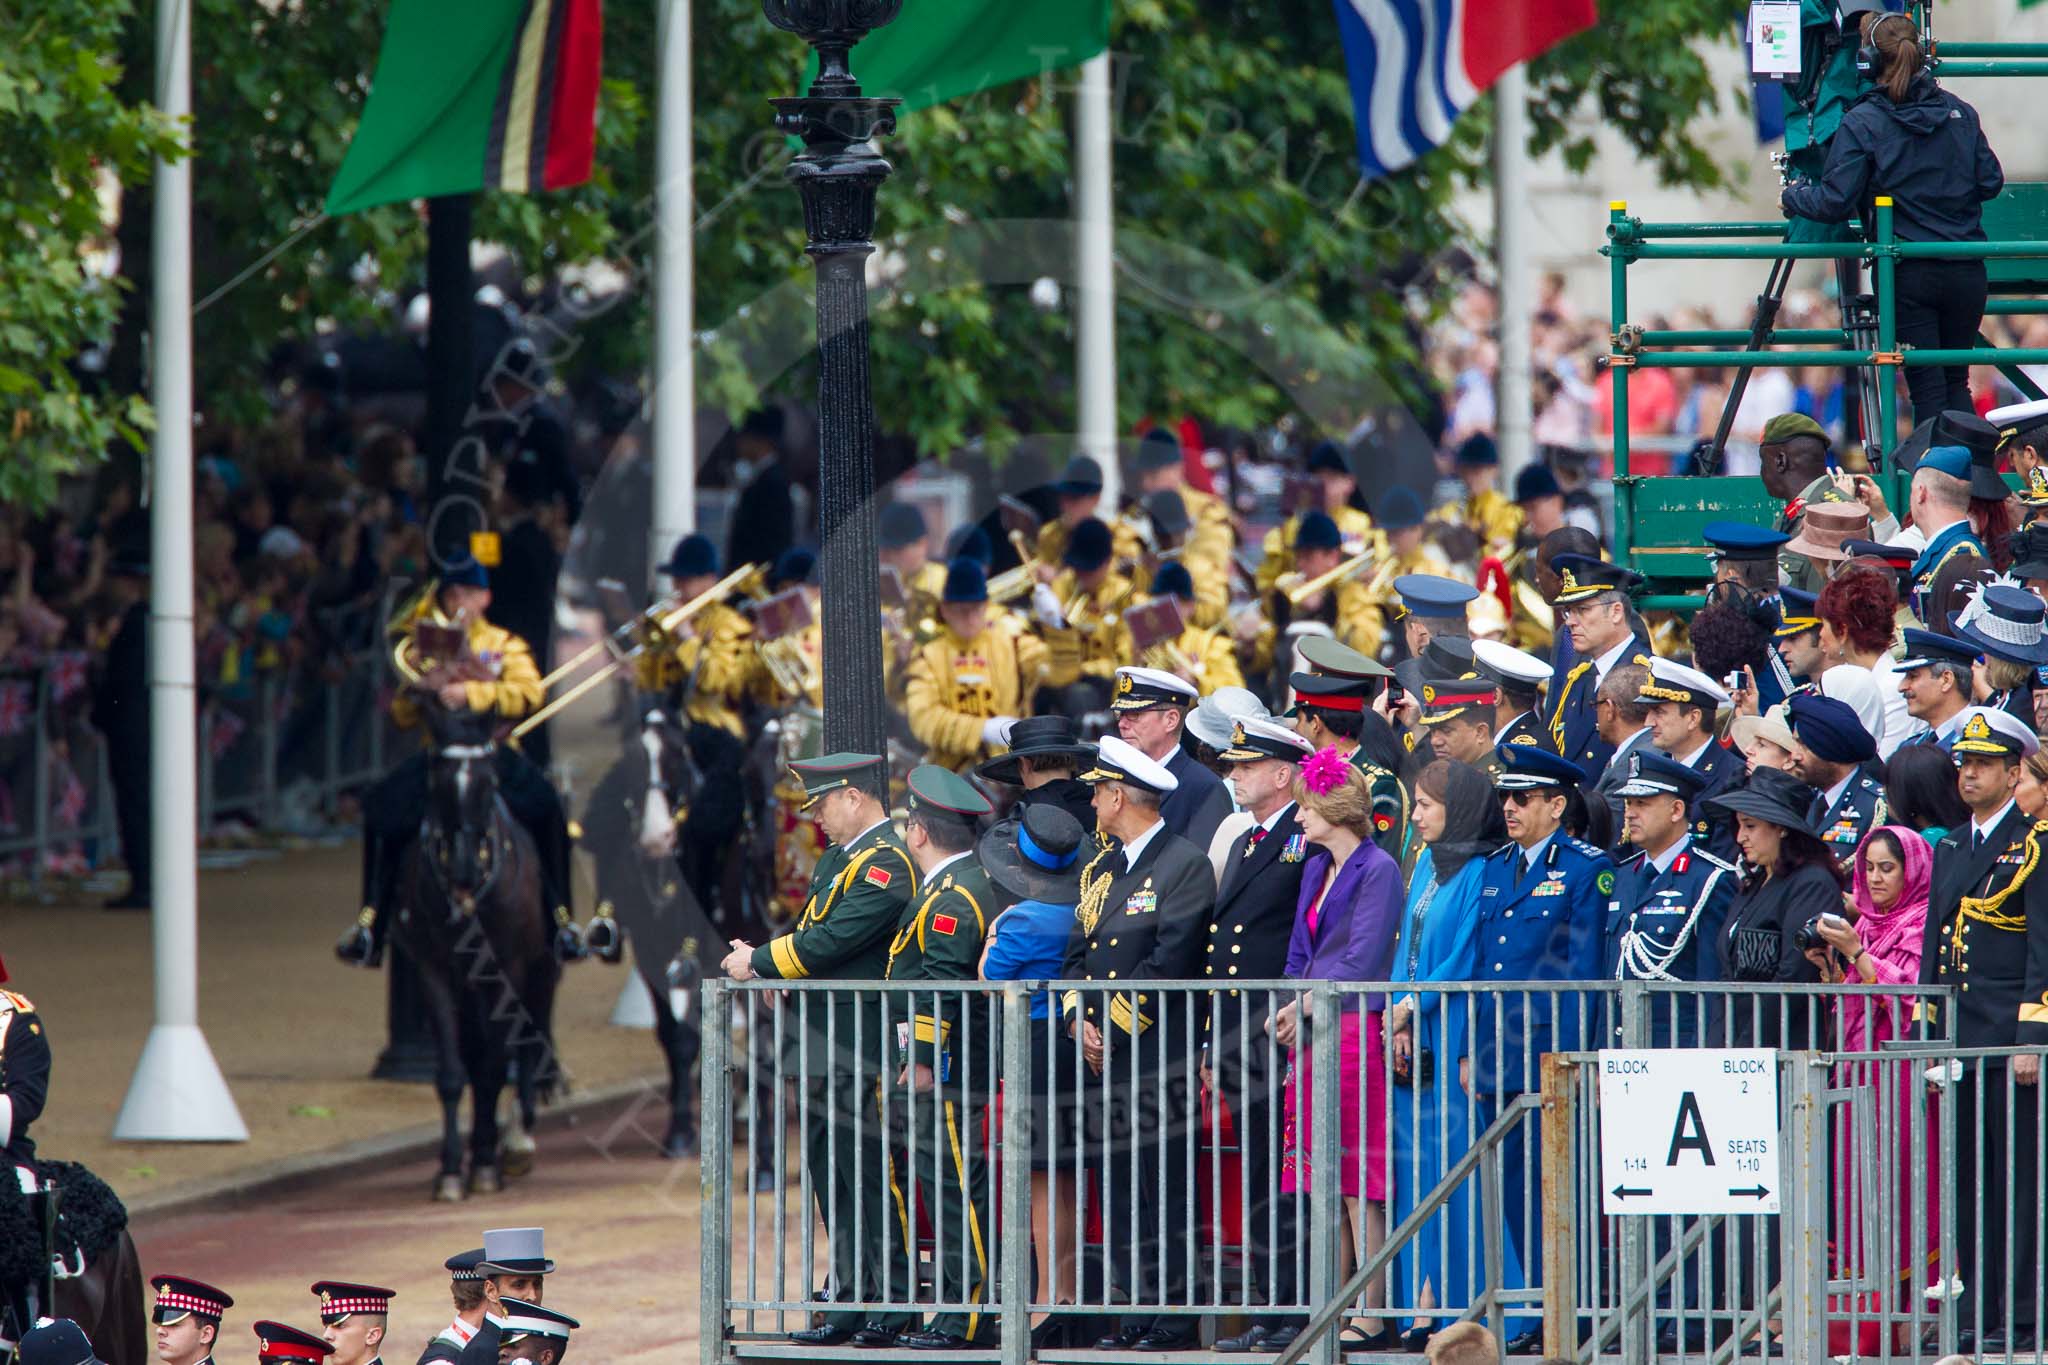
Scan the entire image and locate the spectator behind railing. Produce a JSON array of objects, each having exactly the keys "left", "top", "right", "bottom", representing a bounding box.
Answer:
[
  {"left": 1272, "top": 750, "right": 1403, "bottom": 1351},
  {"left": 1802, "top": 826, "right": 1938, "bottom": 1357},
  {"left": 1703, "top": 768, "right": 1834, "bottom": 1048},
  {"left": 1386, "top": 760, "right": 1521, "bottom": 1355}
]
